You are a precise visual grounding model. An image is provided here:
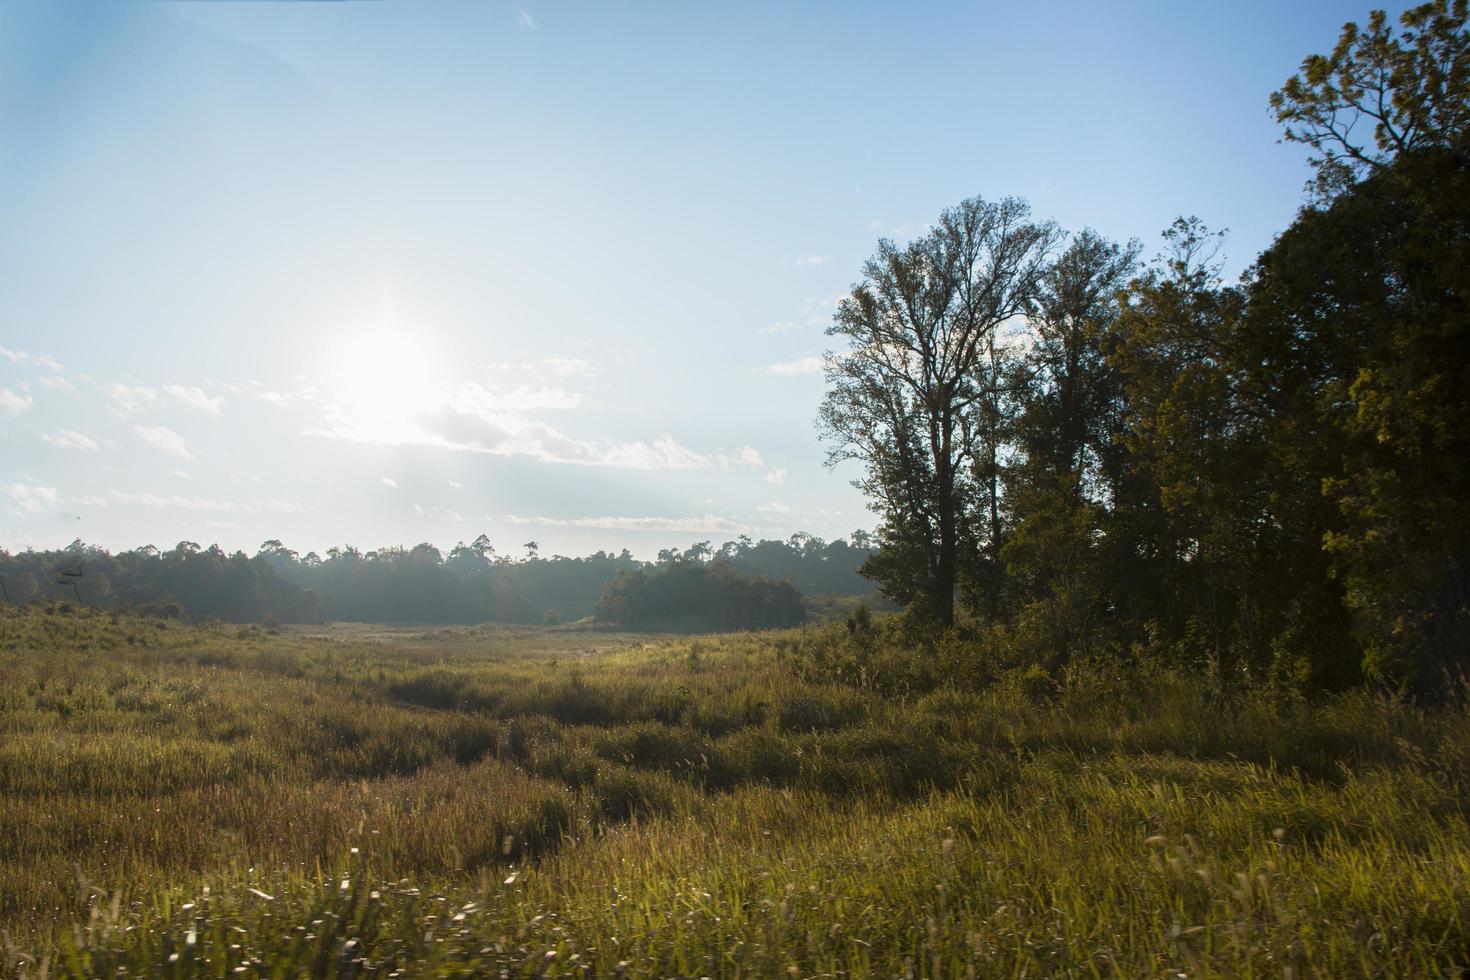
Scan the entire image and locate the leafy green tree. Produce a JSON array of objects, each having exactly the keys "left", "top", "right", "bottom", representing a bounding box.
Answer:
[
  {"left": 820, "top": 195, "right": 1058, "bottom": 625},
  {"left": 1258, "top": 1, "right": 1470, "bottom": 687},
  {"left": 1244, "top": 150, "right": 1469, "bottom": 686},
  {"left": 1001, "top": 230, "right": 1139, "bottom": 662},
  {"left": 1108, "top": 220, "right": 1284, "bottom": 678},
  {"left": 1271, "top": 0, "right": 1469, "bottom": 198}
]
